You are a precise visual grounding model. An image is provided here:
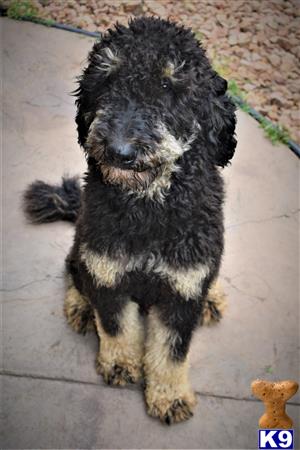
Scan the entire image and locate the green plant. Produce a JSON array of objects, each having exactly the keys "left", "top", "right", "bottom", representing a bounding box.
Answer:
[
  {"left": 7, "top": 0, "right": 38, "bottom": 20},
  {"left": 194, "top": 31, "right": 204, "bottom": 41},
  {"left": 227, "top": 79, "right": 247, "bottom": 100},
  {"left": 212, "top": 59, "right": 231, "bottom": 78},
  {"left": 7, "top": 0, "right": 55, "bottom": 25},
  {"left": 218, "top": 72, "right": 291, "bottom": 145},
  {"left": 265, "top": 365, "right": 274, "bottom": 374},
  {"left": 259, "top": 117, "right": 290, "bottom": 145}
]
